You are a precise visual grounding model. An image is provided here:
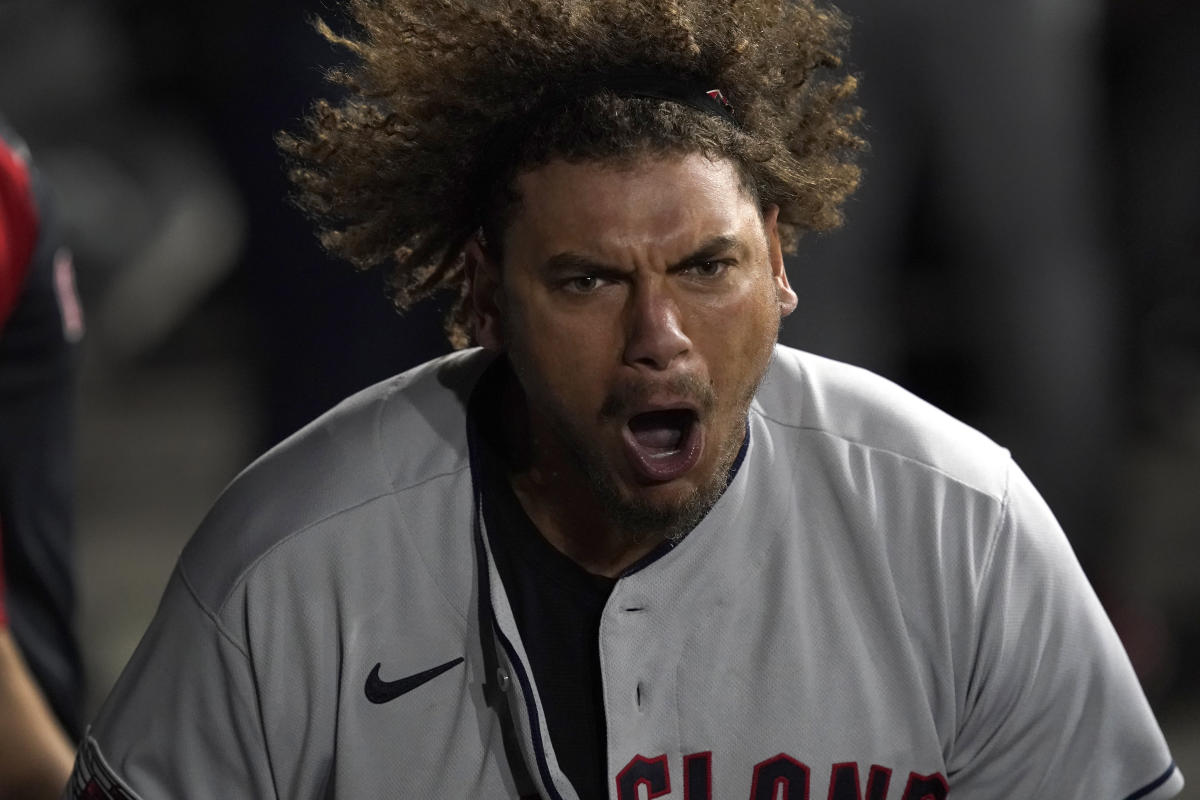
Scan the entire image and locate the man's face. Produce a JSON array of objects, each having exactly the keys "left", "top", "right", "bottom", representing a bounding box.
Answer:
[{"left": 472, "top": 151, "right": 797, "bottom": 540}]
